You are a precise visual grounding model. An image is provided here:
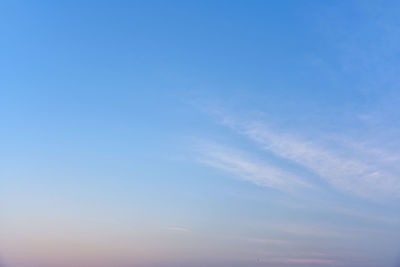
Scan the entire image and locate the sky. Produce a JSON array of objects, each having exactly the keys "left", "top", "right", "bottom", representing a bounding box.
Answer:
[{"left": 1, "top": 1, "right": 400, "bottom": 266}]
